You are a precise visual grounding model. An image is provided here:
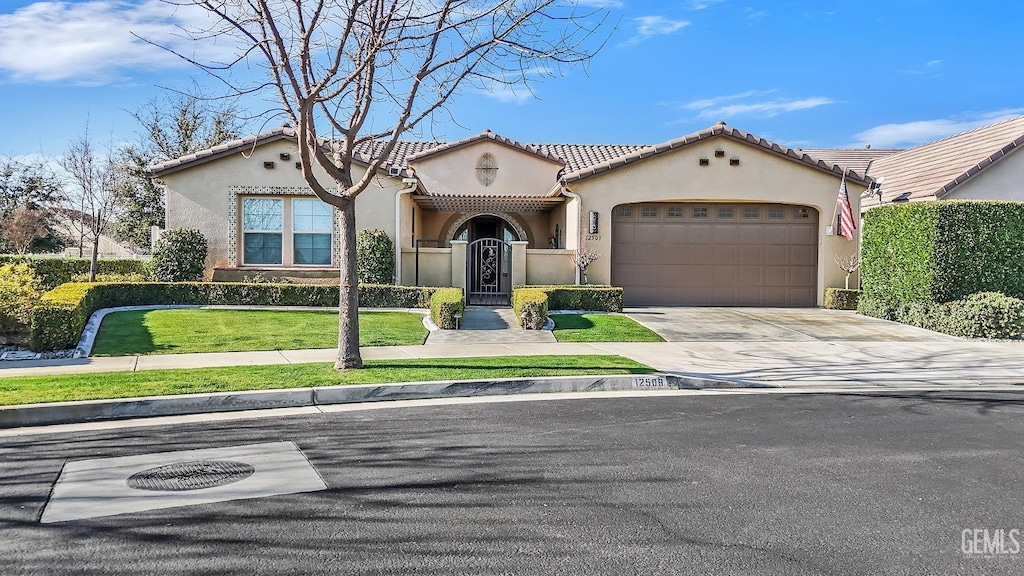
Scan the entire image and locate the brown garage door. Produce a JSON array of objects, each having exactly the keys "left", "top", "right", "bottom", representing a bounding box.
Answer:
[{"left": 611, "top": 203, "right": 818, "bottom": 306}]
